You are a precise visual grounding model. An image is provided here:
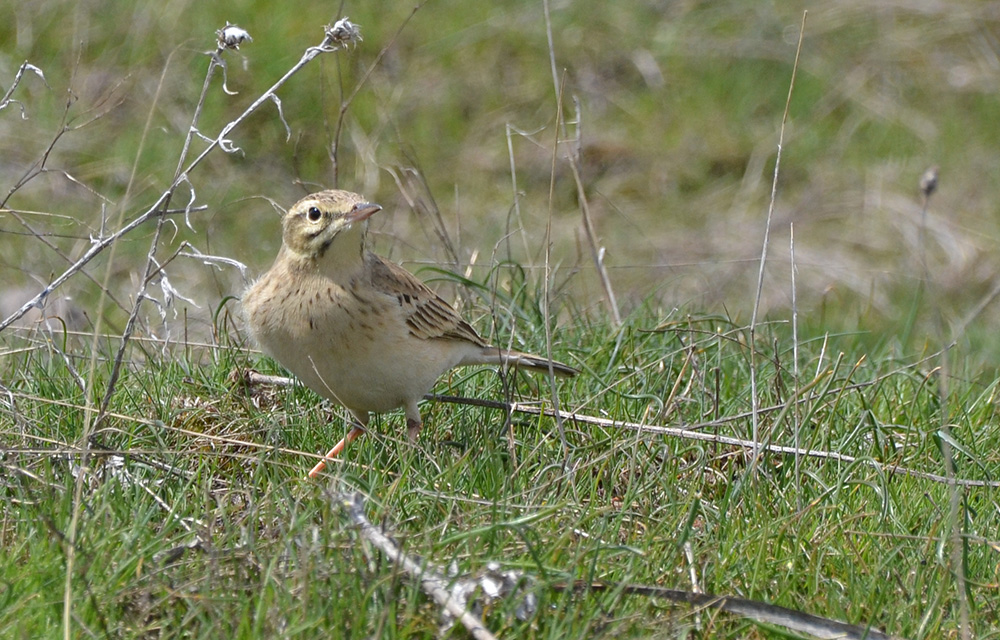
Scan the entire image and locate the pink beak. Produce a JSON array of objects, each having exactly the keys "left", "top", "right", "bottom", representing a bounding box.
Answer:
[{"left": 345, "top": 202, "right": 382, "bottom": 223}]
